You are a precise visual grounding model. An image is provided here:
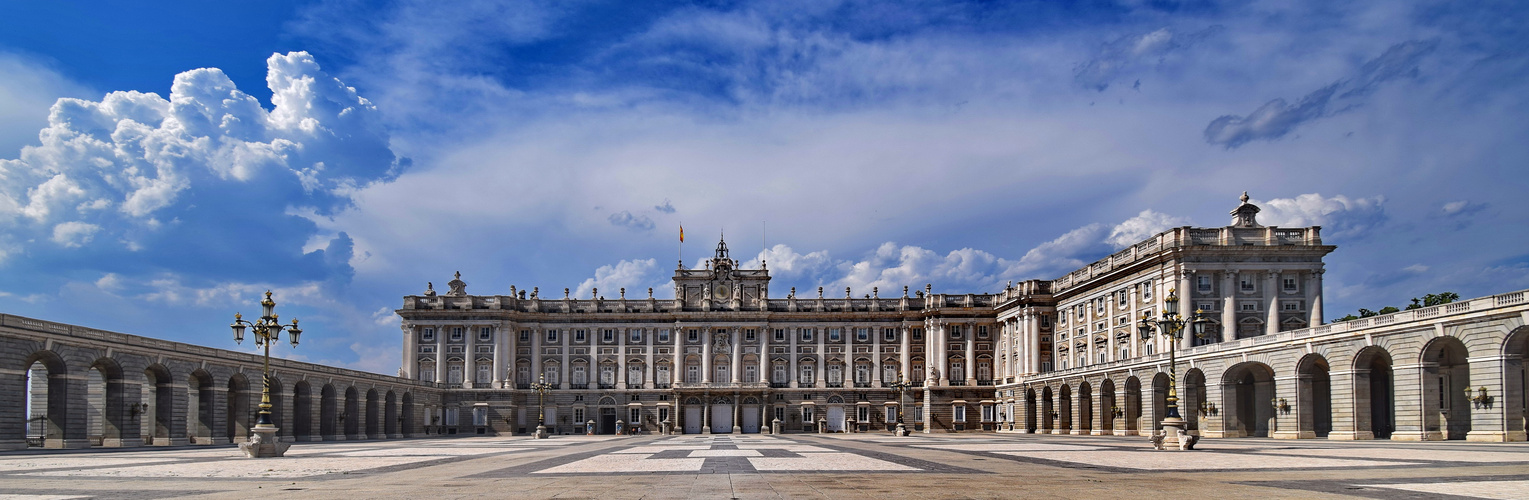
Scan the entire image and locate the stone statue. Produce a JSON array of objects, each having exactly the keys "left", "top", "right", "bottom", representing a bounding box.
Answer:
[
  {"left": 446, "top": 271, "right": 467, "bottom": 296},
  {"left": 424, "top": 282, "right": 436, "bottom": 297}
]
